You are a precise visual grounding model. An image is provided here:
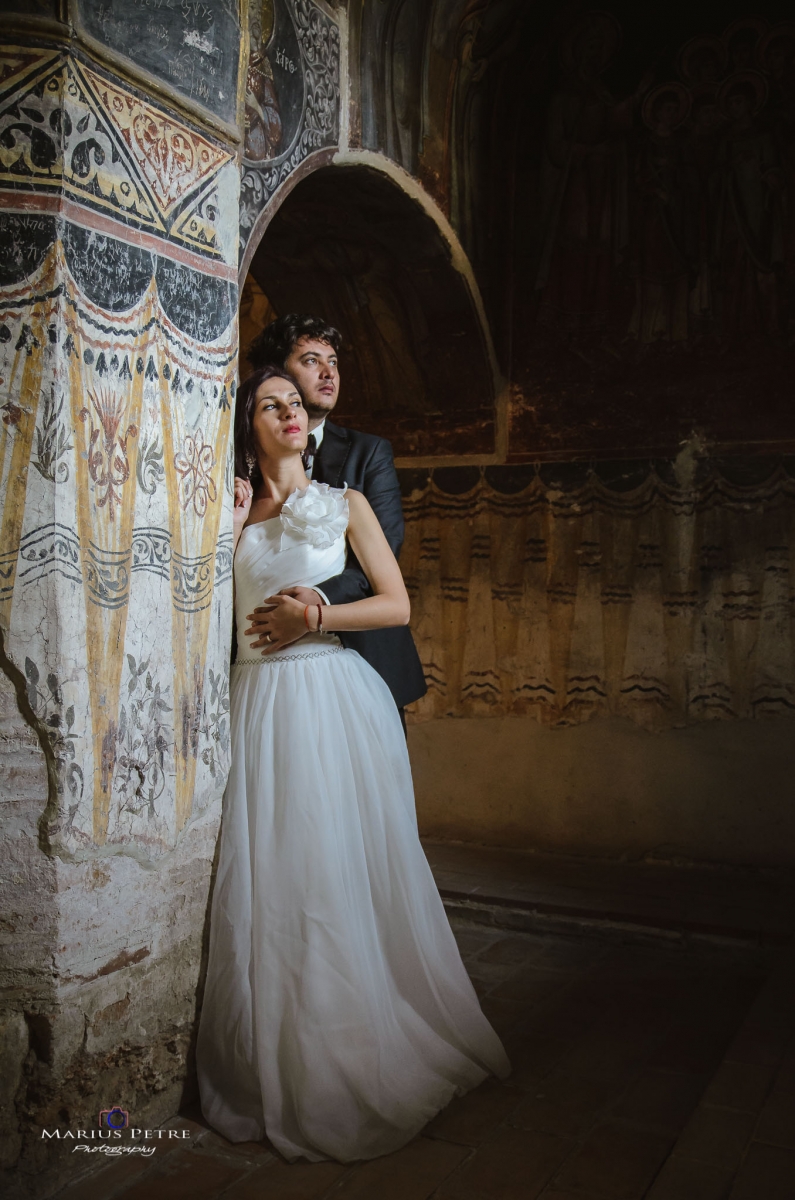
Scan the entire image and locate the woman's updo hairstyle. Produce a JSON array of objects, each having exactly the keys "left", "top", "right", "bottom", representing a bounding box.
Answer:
[{"left": 234, "top": 364, "right": 307, "bottom": 483}]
